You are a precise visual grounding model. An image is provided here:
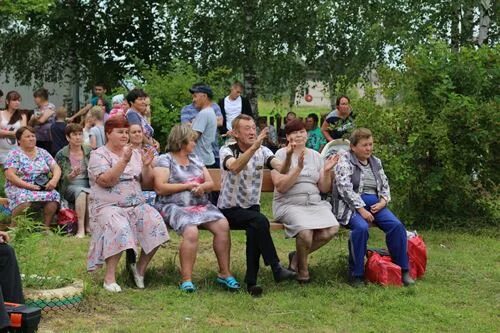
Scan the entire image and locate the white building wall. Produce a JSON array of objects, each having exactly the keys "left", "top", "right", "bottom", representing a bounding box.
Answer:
[{"left": 0, "top": 73, "right": 88, "bottom": 111}]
